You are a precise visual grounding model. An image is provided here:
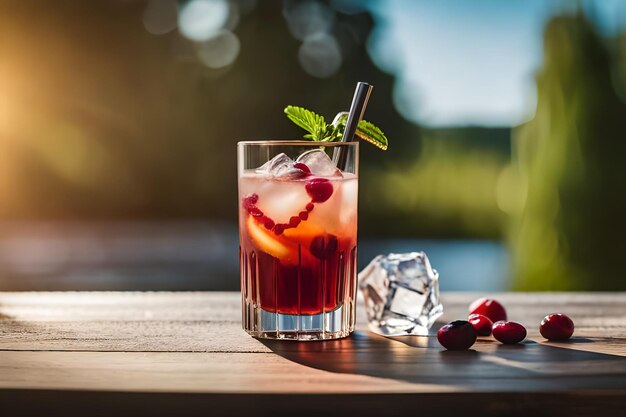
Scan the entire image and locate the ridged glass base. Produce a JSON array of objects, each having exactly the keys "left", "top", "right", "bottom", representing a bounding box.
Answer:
[{"left": 243, "top": 301, "right": 356, "bottom": 341}]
